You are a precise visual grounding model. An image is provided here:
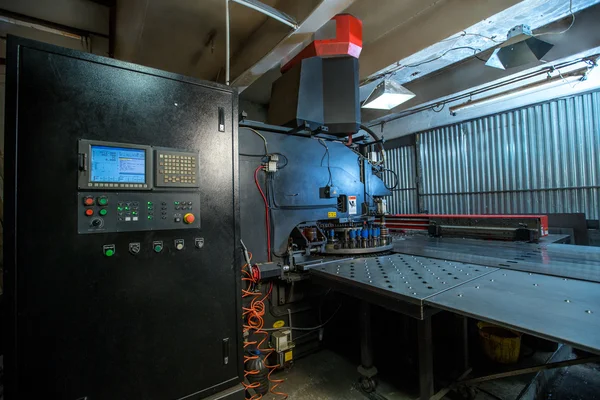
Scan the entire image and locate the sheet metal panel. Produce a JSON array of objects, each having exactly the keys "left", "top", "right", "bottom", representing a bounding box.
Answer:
[
  {"left": 383, "top": 146, "right": 418, "bottom": 214},
  {"left": 394, "top": 236, "right": 600, "bottom": 283},
  {"left": 425, "top": 269, "right": 600, "bottom": 354},
  {"left": 383, "top": 91, "right": 600, "bottom": 218},
  {"left": 417, "top": 91, "right": 600, "bottom": 219}
]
